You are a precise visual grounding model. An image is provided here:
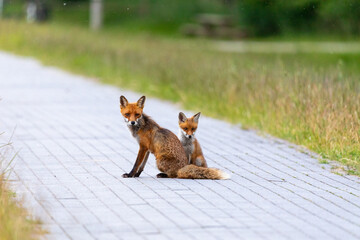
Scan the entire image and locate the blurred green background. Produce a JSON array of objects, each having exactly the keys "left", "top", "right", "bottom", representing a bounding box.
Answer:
[{"left": 2, "top": 0, "right": 360, "bottom": 38}]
